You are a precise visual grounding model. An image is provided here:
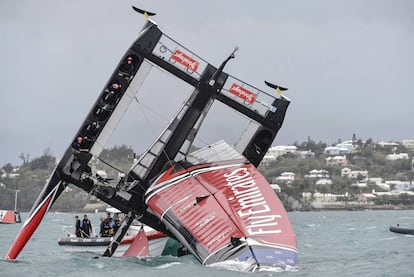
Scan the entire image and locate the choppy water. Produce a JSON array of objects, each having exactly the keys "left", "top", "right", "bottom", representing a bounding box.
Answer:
[{"left": 1, "top": 210, "right": 413, "bottom": 276}]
